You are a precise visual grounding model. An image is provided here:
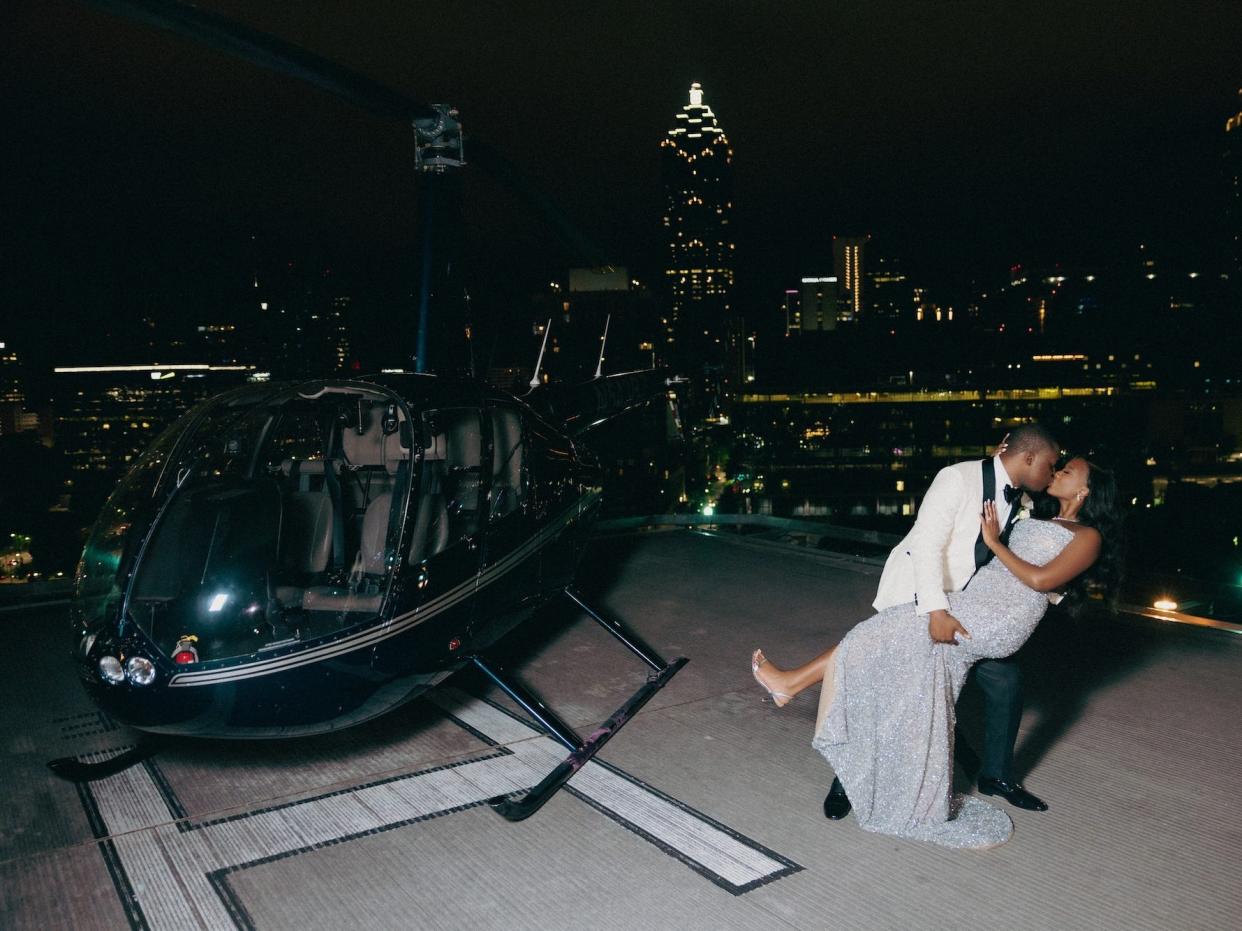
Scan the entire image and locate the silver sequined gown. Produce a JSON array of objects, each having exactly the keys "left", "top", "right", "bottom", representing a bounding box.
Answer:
[{"left": 812, "top": 518, "right": 1075, "bottom": 849}]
